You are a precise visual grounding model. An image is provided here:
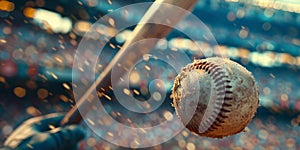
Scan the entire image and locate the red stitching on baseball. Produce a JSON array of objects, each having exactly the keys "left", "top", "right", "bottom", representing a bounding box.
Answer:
[{"left": 178, "top": 59, "right": 234, "bottom": 135}]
